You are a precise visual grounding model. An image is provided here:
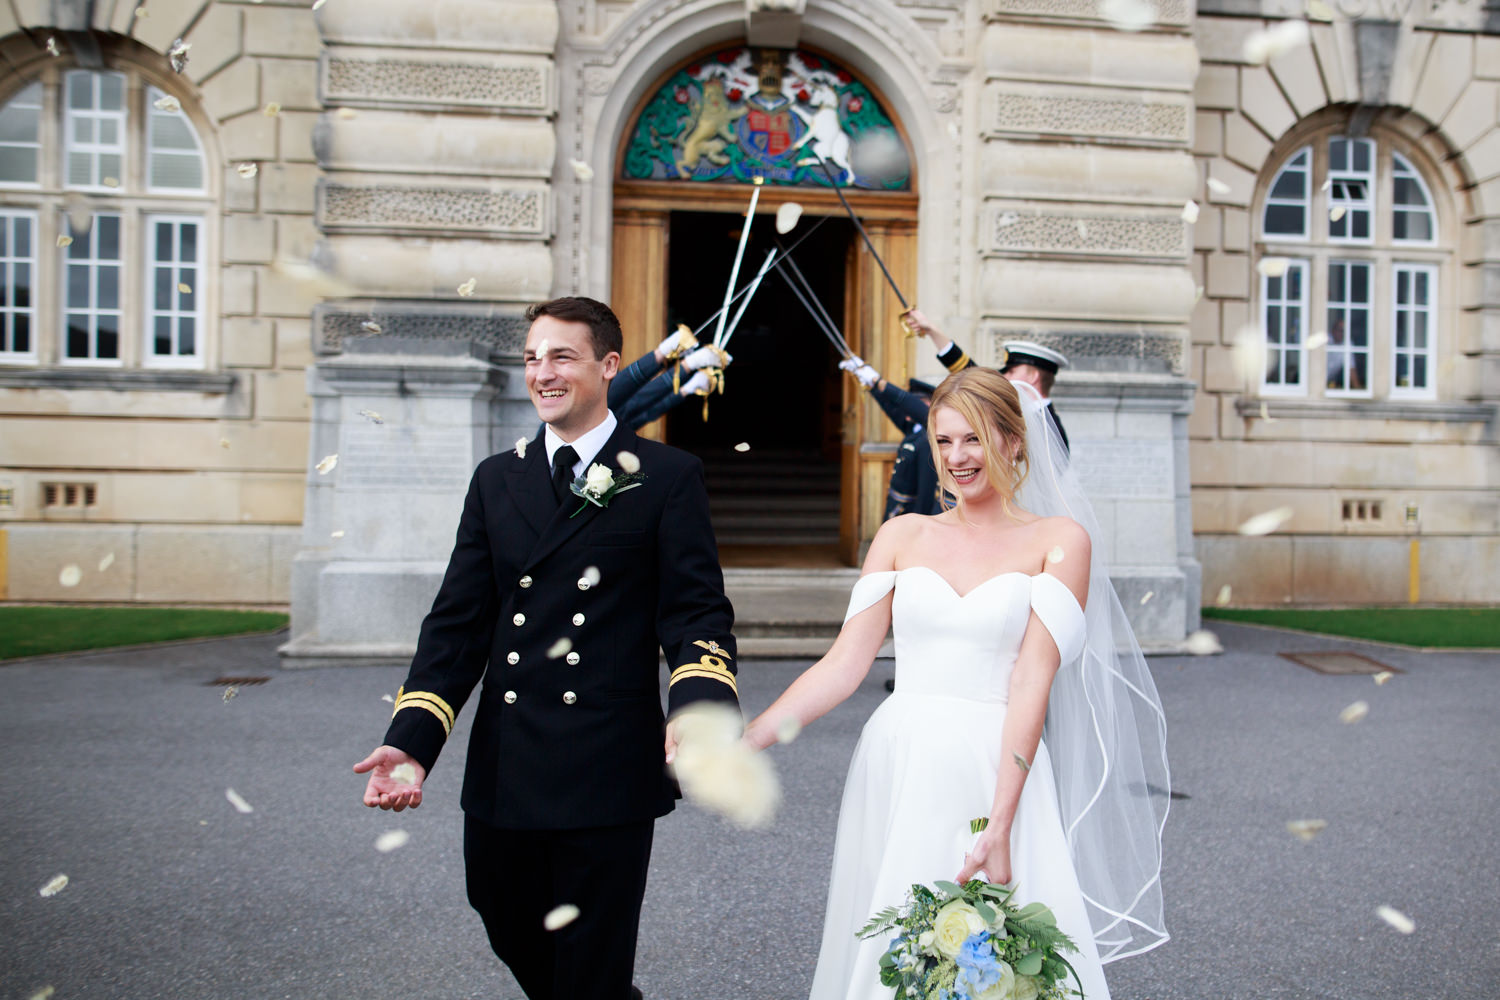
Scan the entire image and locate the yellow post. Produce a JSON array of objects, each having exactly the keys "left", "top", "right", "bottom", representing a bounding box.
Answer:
[{"left": 1408, "top": 538, "right": 1420, "bottom": 604}]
